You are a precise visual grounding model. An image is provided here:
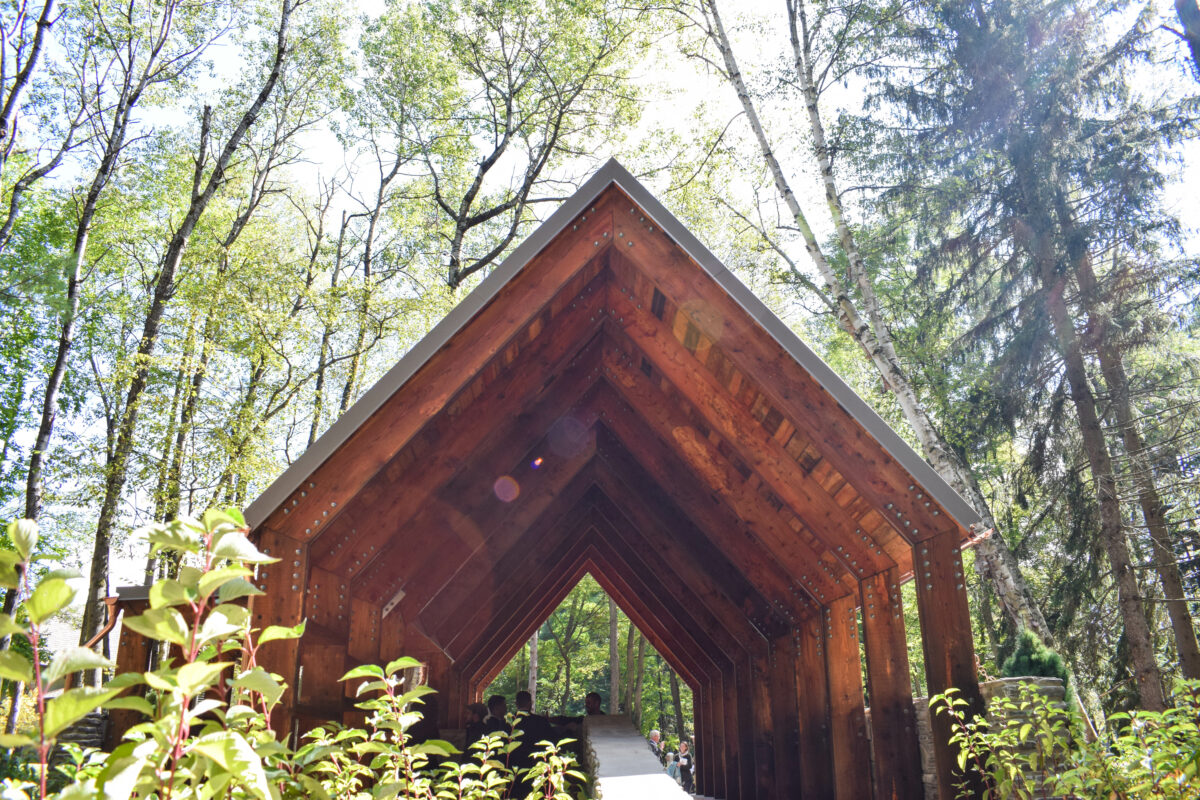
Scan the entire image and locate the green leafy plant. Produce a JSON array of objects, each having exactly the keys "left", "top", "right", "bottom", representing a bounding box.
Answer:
[
  {"left": 0, "top": 511, "right": 585, "bottom": 800},
  {"left": 933, "top": 680, "right": 1200, "bottom": 799}
]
